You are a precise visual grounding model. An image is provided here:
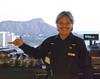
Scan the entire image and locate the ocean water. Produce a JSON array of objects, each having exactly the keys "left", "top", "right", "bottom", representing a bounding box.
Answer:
[{"left": 73, "top": 31, "right": 100, "bottom": 34}]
